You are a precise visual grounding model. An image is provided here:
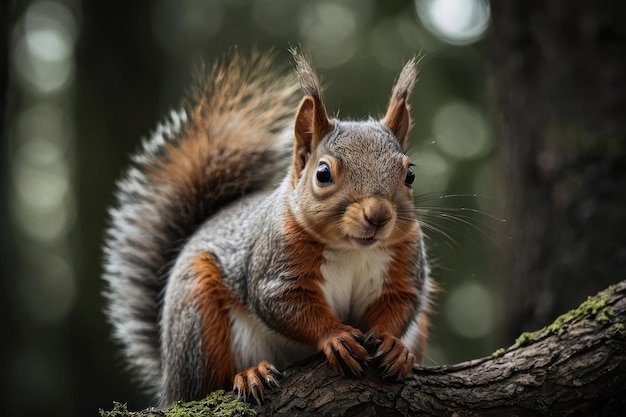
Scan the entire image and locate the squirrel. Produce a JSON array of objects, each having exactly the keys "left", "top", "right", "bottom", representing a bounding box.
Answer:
[{"left": 103, "top": 48, "right": 433, "bottom": 406}]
